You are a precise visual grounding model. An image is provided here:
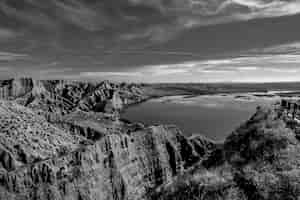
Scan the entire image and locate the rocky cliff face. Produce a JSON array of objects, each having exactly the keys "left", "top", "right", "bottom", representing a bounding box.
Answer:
[
  {"left": 0, "top": 98, "right": 212, "bottom": 200},
  {"left": 151, "top": 107, "right": 300, "bottom": 200},
  {"left": 0, "top": 78, "right": 147, "bottom": 119},
  {"left": 0, "top": 101, "right": 85, "bottom": 171},
  {"left": 0, "top": 78, "right": 34, "bottom": 100}
]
